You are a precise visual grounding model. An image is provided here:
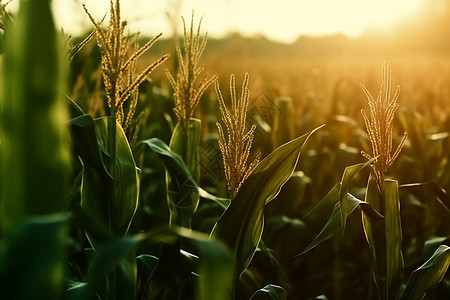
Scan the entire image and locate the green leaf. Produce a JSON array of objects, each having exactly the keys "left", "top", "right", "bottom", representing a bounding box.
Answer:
[
  {"left": 384, "top": 180, "right": 404, "bottom": 298},
  {"left": 302, "top": 160, "right": 373, "bottom": 229},
  {"left": 66, "top": 235, "right": 144, "bottom": 300},
  {"left": 0, "top": 214, "right": 68, "bottom": 300},
  {"left": 250, "top": 284, "right": 286, "bottom": 300},
  {"left": 298, "top": 192, "right": 382, "bottom": 255},
  {"left": 136, "top": 137, "right": 199, "bottom": 227},
  {"left": 199, "top": 187, "right": 231, "bottom": 210},
  {"left": 211, "top": 125, "right": 323, "bottom": 279},
  {"left": 184, "top": 231, "right": 234, "bottom": 300},
  {"left": 167, "top": 119, "right": 202, "bottom": 227},
  {"left": 137, "top": 227, "right": 233, "bottom": 300},
  {"left": 362, "top": 175, "right": 387, "bottom": 297},
  {"left": 339, "top": 160, "right": 374, "bottom": 232},
  {"left": 400, "top": 245, "right": 450, "bottom": 300},
  {"left": 362, "top": 177, "right": 404, "bottom": 299},
  {"left": 169, "top": 119, "right": 202, "bottom": 181},
  {"left": 71, "top": 115, "right": 139, "bottom": 244},
  {"left": 0, "top": 0, "right": 70, "bottom": 235},
  {"left": 302, "top": 183, "right": 341, "bottom": 218},
  {"left": 136, "top": 138, "right": 230, "bottom": 211}
]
